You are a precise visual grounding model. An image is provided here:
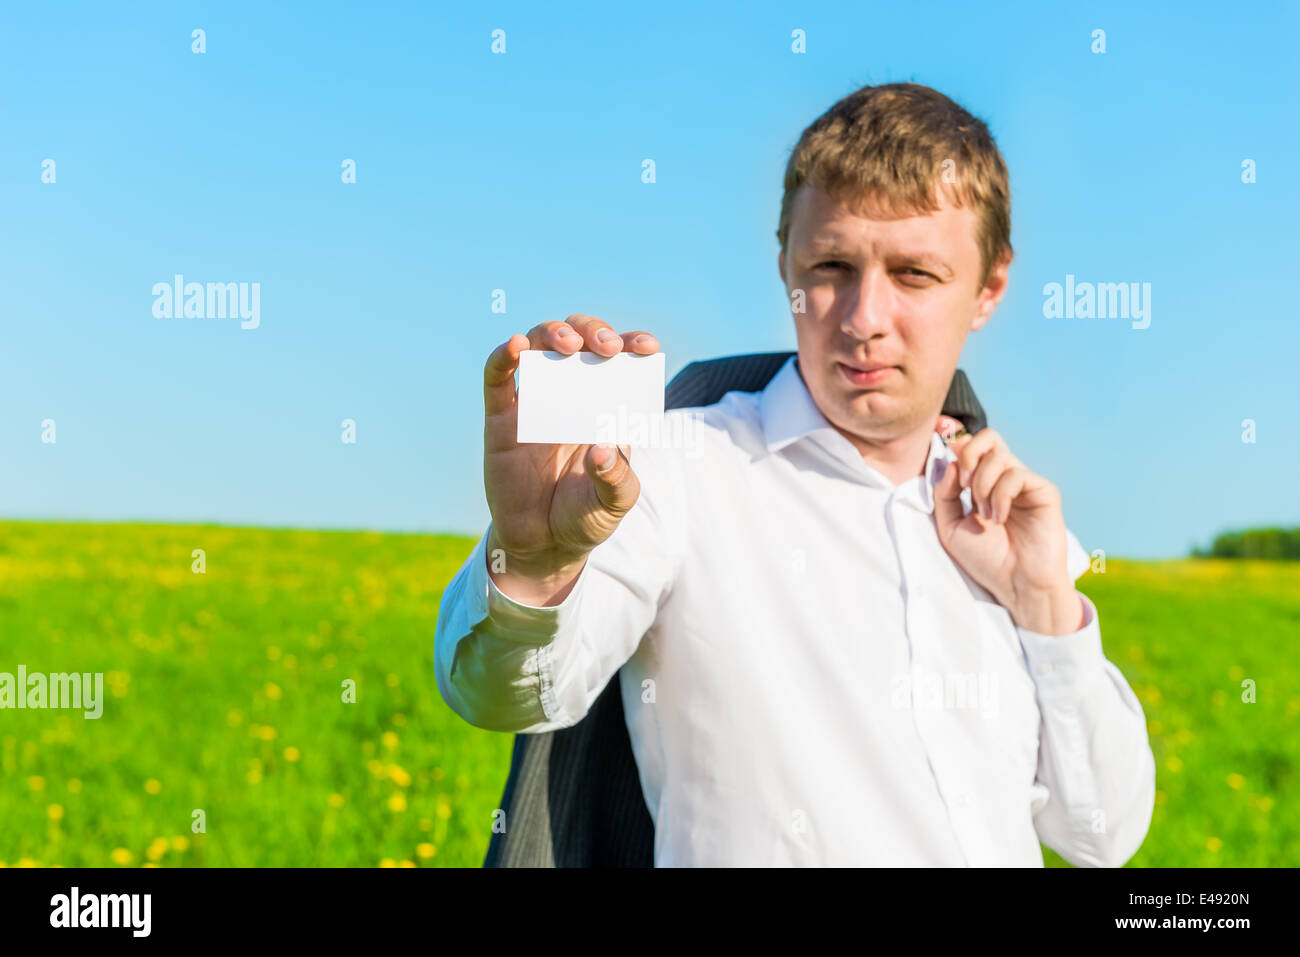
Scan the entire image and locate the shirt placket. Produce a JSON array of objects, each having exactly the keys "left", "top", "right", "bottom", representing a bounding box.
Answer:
[{"left": 886, "top": 483, "right": 982, "bottom": 867}]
